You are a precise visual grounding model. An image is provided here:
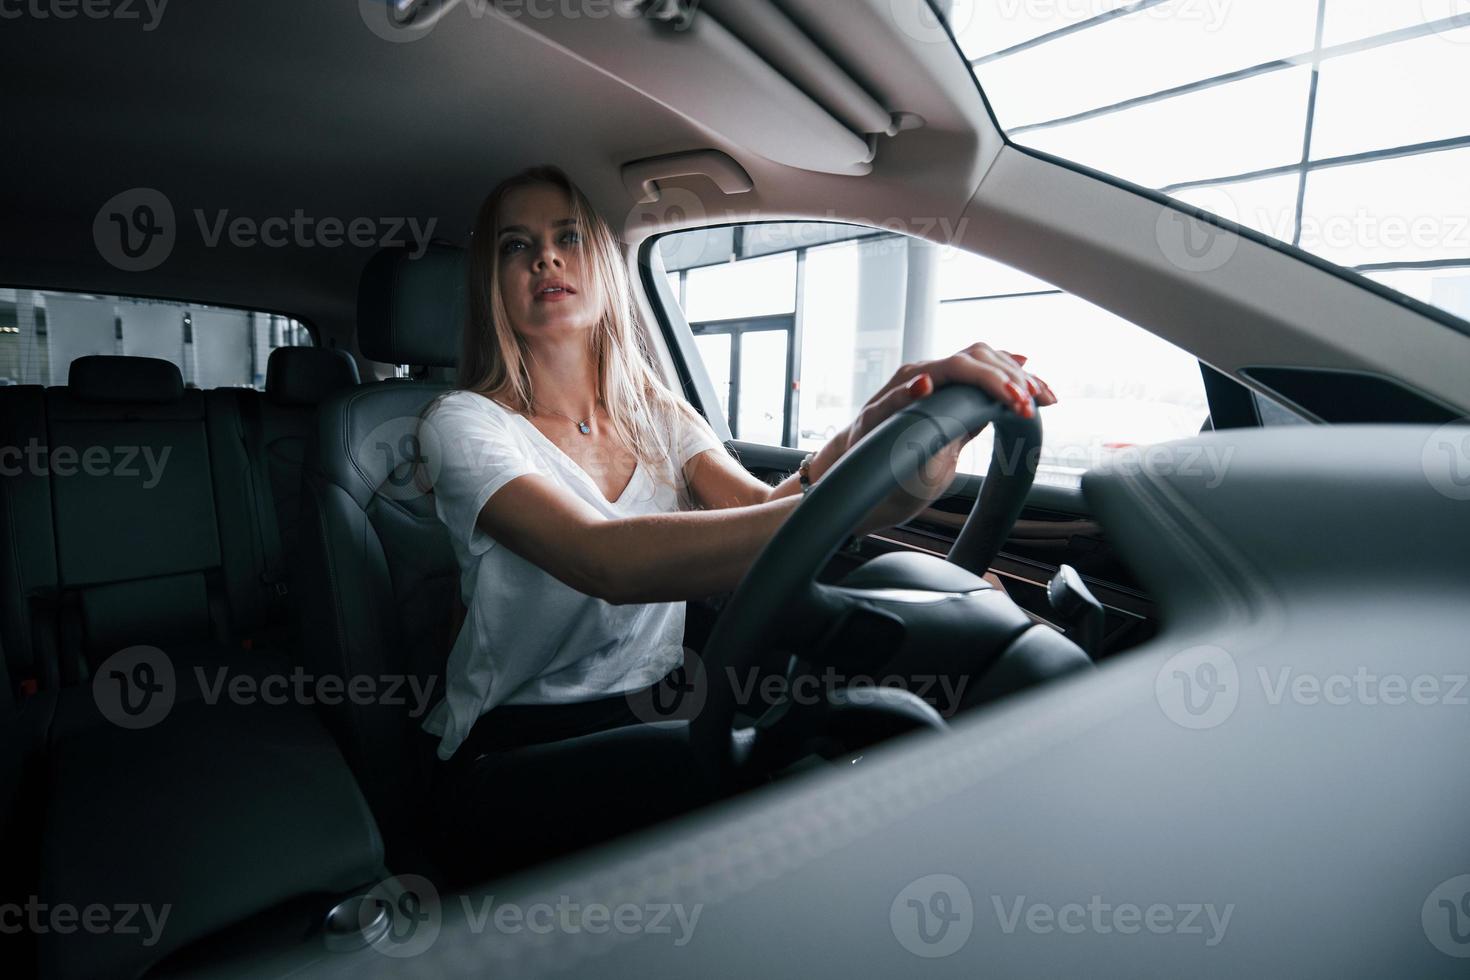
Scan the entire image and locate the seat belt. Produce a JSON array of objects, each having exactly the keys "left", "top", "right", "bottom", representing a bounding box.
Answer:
[{"left": 236, "top": 392, "right": 289, "bottom": 608}]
